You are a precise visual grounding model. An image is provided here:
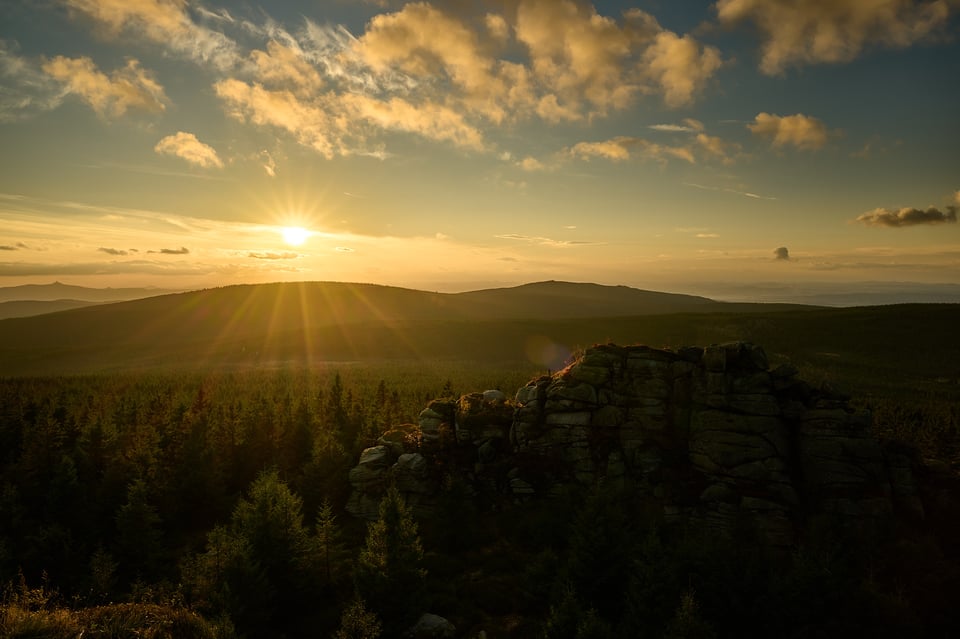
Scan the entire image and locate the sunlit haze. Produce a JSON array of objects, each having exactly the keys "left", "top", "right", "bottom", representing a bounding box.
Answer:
[{"left": 1, "top": 1, "right": 958, "bottom": 304}]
